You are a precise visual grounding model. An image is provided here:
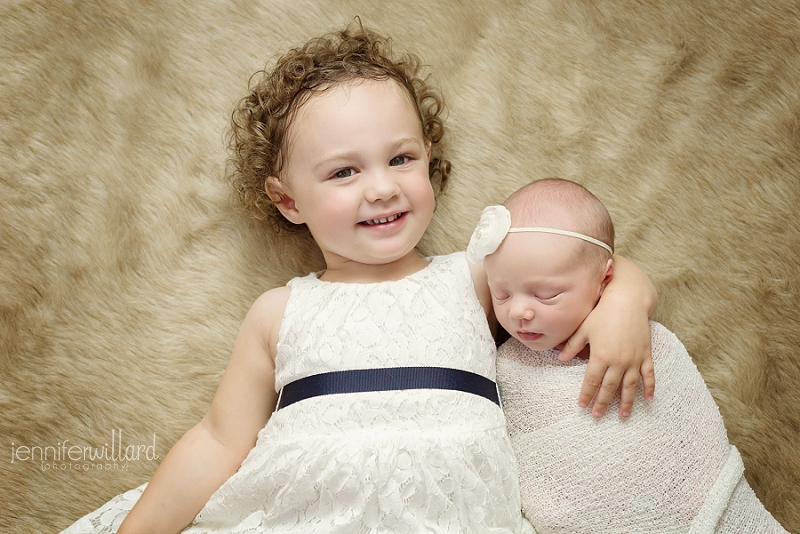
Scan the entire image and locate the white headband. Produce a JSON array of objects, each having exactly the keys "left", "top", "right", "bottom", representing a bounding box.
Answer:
[{"left": 466, "top": 205, "right": 613, "bottom": 264}]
